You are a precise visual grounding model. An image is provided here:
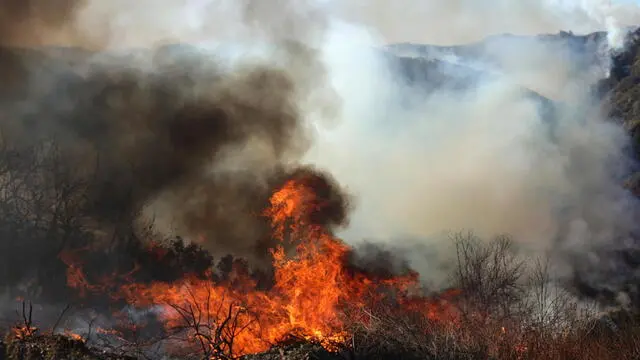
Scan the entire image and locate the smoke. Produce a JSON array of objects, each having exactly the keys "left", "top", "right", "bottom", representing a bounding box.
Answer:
[
  {"left": 0, "top": 0, "right": 347, "bottom": 309},
  {"left": 0, "top": 0, "right": 87, "bottom": 46},
  {"left": 0, "top": 0, "right": 638, "bottom": 313},
  {"left": 333, "top": 0, "right": 640, "bottom": 45},
  {"left": 301, "top": 2, "right": 640, "bottom": 299}
]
